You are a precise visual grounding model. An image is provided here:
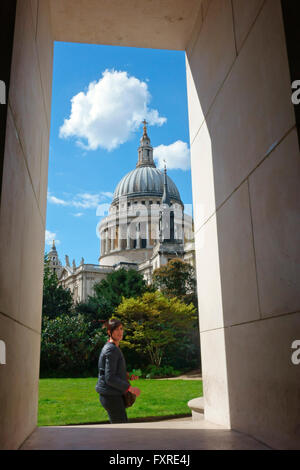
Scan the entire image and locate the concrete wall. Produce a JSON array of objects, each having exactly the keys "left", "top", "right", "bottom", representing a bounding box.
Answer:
[
  {"left": 49, "top": 0, "right": 201, "bottom": 50},
  {"left": 0, "top": 0, "right": 53, "bottom": 449},
  {"left": 186, "top": 0, "right": 300, "bottom": 449}
]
